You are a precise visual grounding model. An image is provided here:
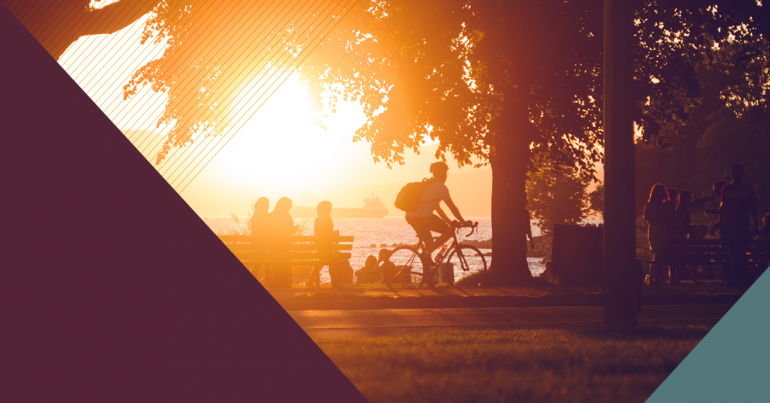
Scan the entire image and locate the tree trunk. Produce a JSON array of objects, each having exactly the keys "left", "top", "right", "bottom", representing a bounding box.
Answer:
[
  {"left": 4, "top": 0, "right": 160, "bottom": 60},
  {"left": 482, "top": 95, "right": 535, "bottom": 286}
]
